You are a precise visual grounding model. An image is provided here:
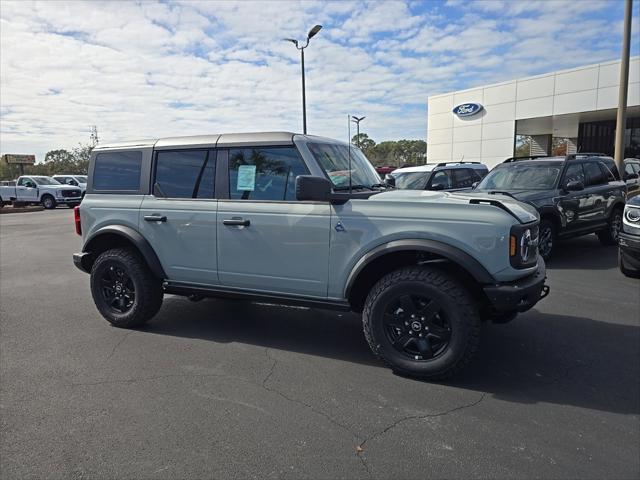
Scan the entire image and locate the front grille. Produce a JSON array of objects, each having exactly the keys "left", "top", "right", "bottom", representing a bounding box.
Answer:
[{"left": 62, "top": 189, "right": 81, "bottom": 198}]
